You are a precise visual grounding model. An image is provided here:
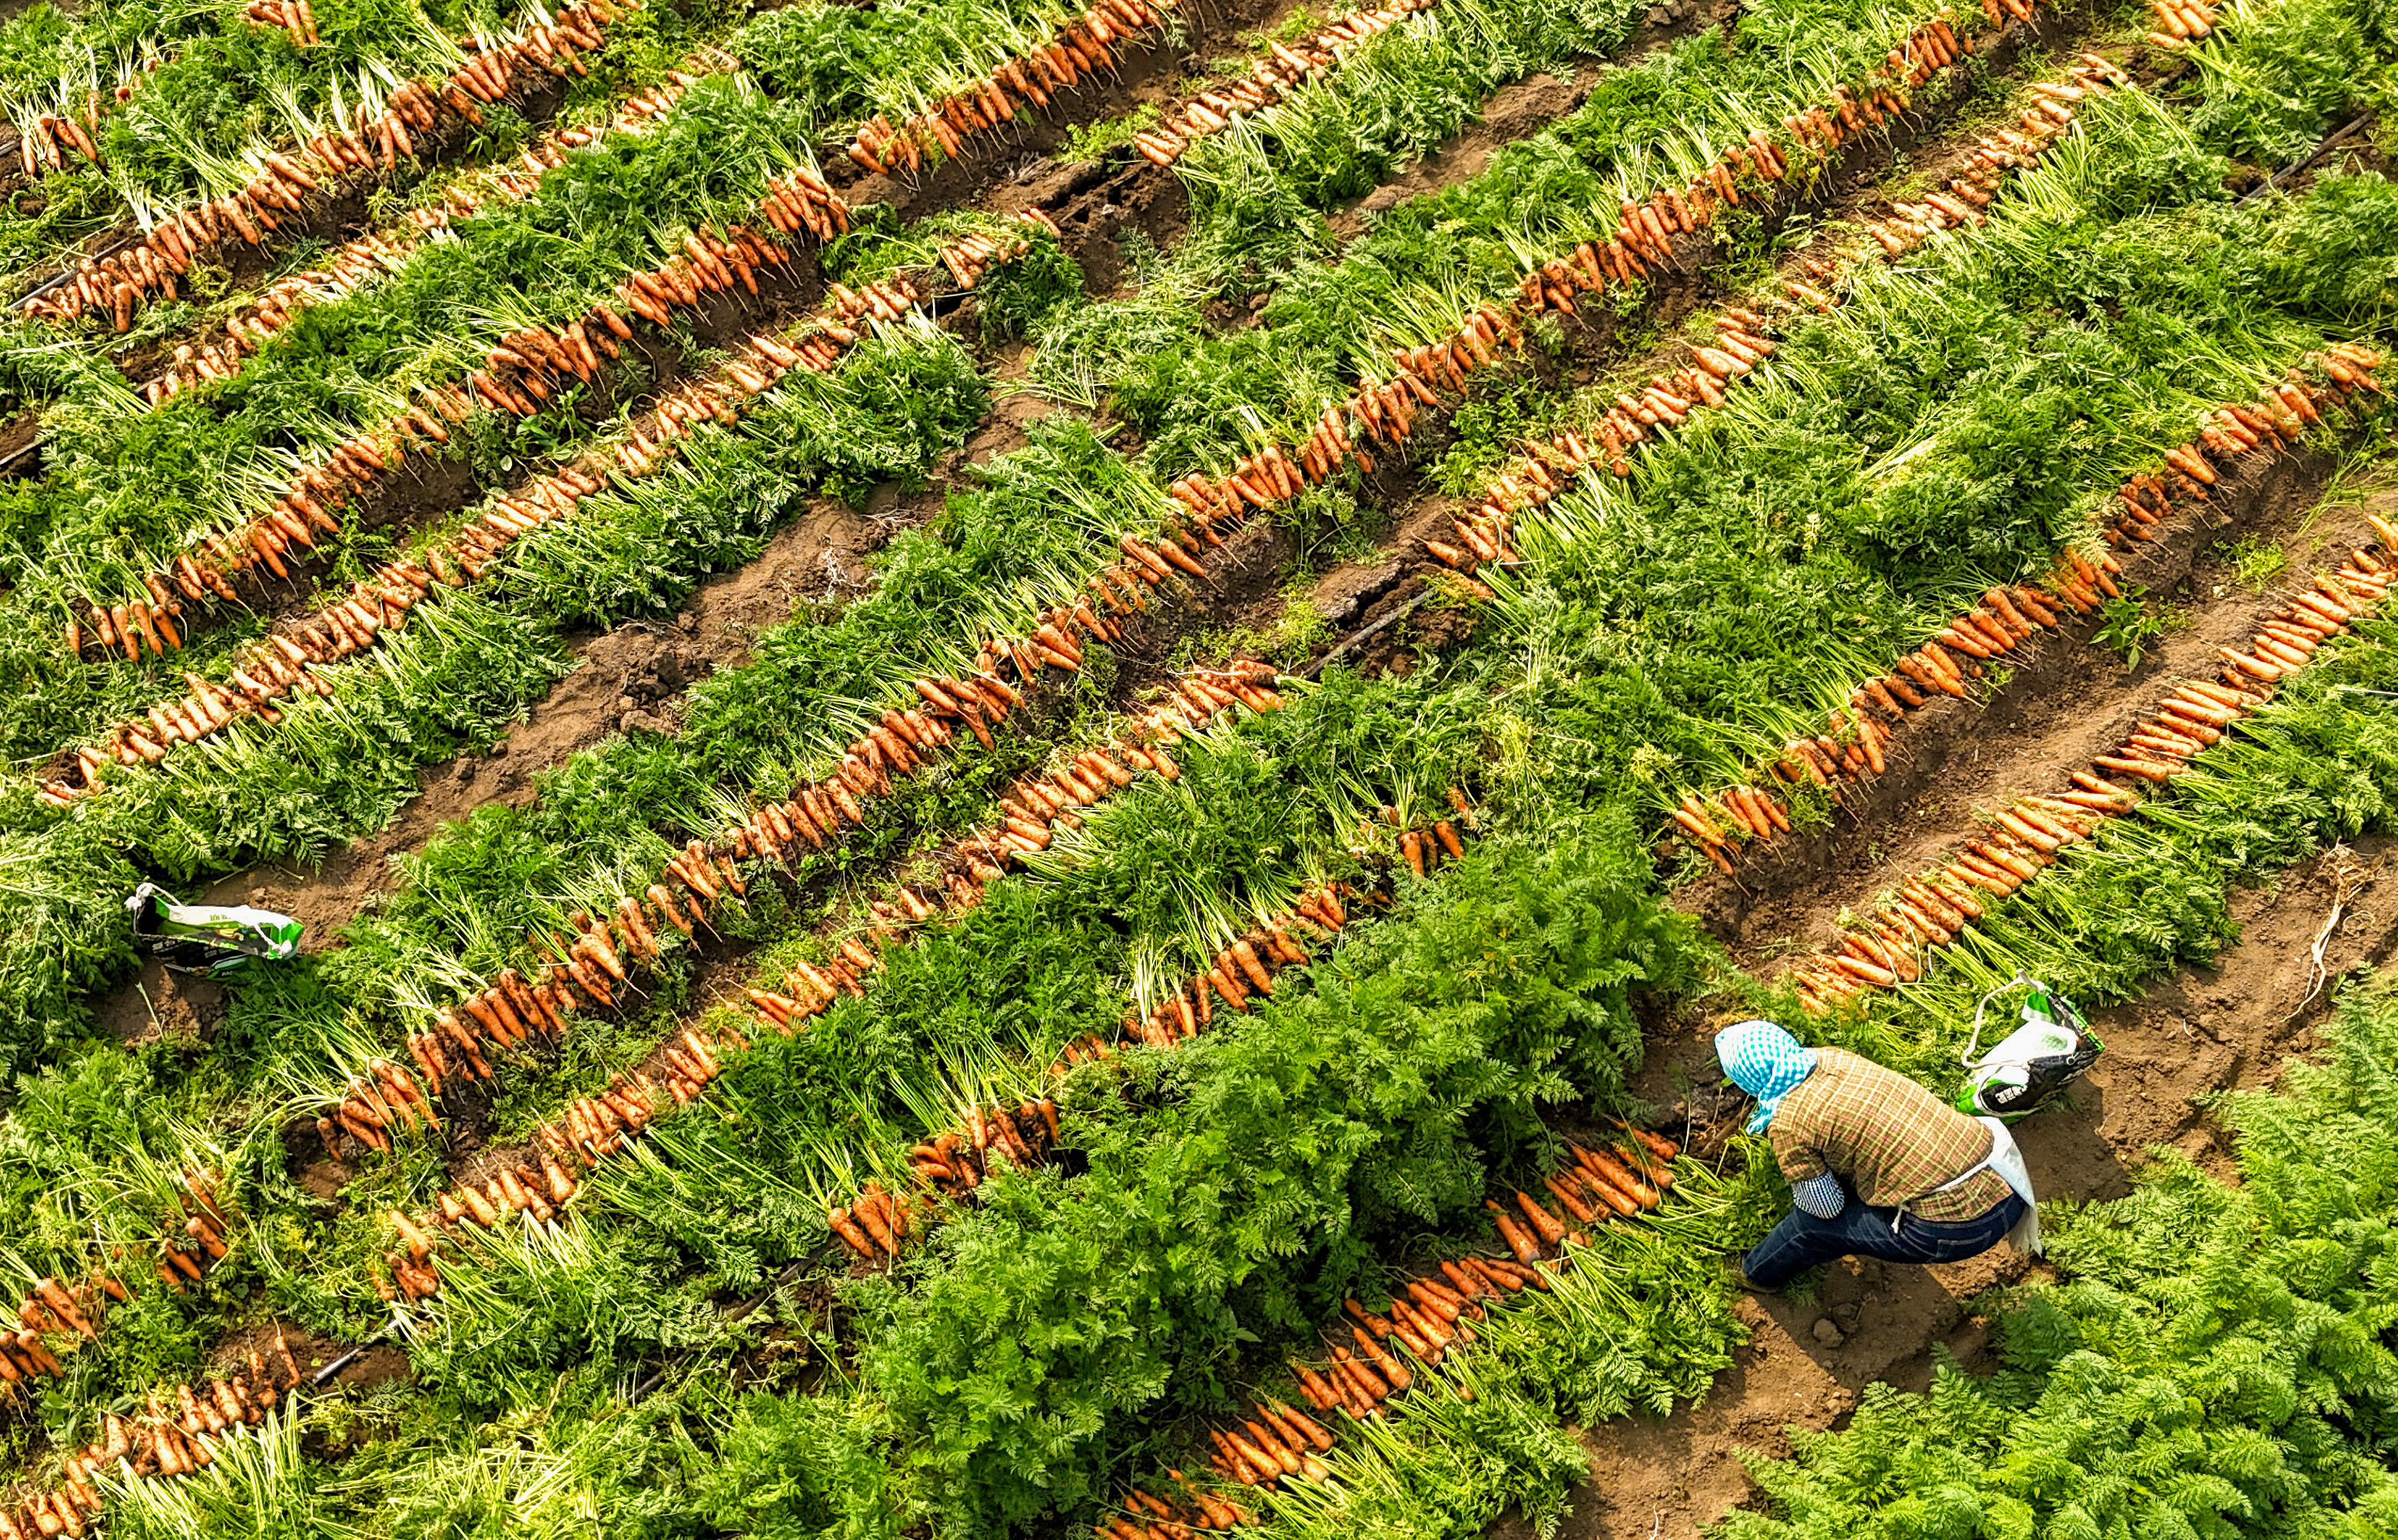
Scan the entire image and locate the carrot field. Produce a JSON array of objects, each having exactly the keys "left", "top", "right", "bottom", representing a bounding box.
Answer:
[{"left": 0, "top": 0, "right": 2391, "bottom": 1529}]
